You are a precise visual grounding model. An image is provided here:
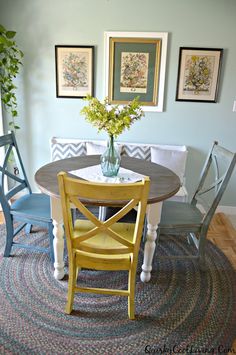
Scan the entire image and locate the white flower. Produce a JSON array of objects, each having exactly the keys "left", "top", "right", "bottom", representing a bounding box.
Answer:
[
  {"left": 135, "top": 108, "right": 142, "bottom": 115},
  {"left": 105, "top": 105, "right": 112, "bottom": 112}
]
